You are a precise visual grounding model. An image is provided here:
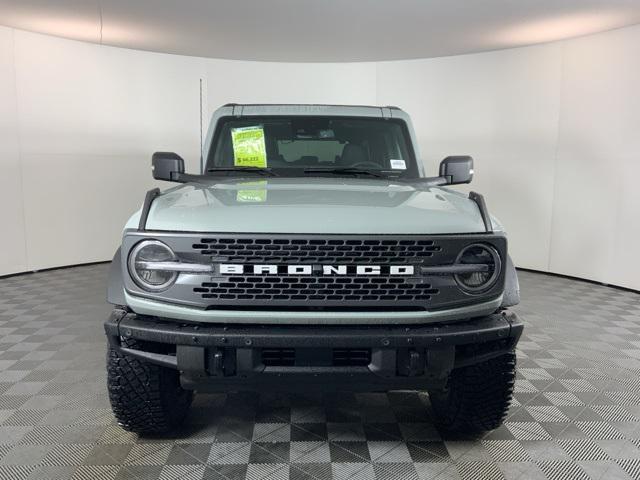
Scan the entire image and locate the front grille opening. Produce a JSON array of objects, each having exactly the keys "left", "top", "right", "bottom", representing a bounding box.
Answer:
[
  {"left": 332, "top": 349, "right": 371, "bottom": 366},
  {"left": 260, "top": 348, "right": 372, "bottom": 367},
  {"left": 261, "top": 348, "right": 295, "bottom": 367},
  {"left": 187, "top": 235, "right": 450, "bottom": 308}
]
